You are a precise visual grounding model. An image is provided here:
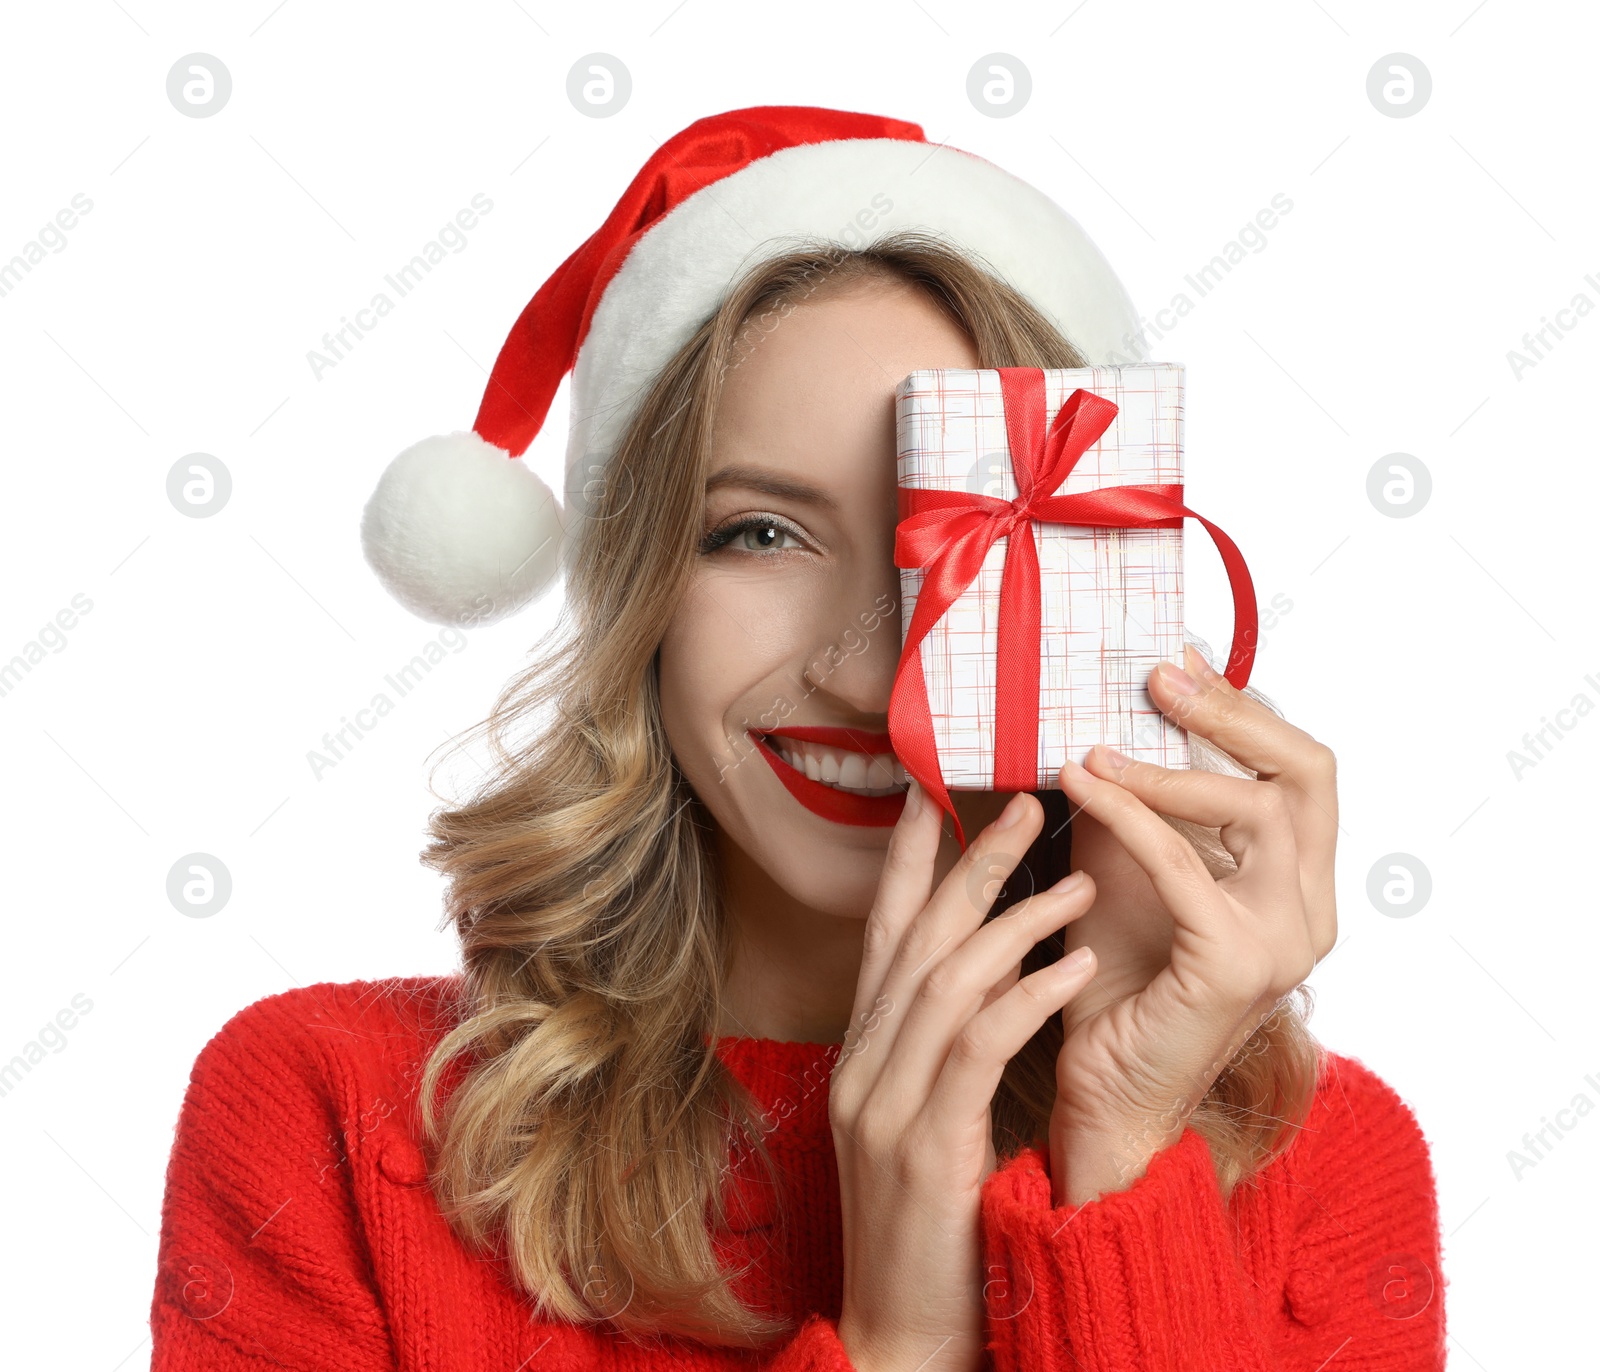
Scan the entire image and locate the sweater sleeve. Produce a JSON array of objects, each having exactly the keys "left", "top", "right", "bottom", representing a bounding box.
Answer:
[
  {"left": 979, "top": 1052, "right": 1446, "bottom": 1371},
  {"left": 149, "top": 992, "right": 399, "bottom": 1371}
]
